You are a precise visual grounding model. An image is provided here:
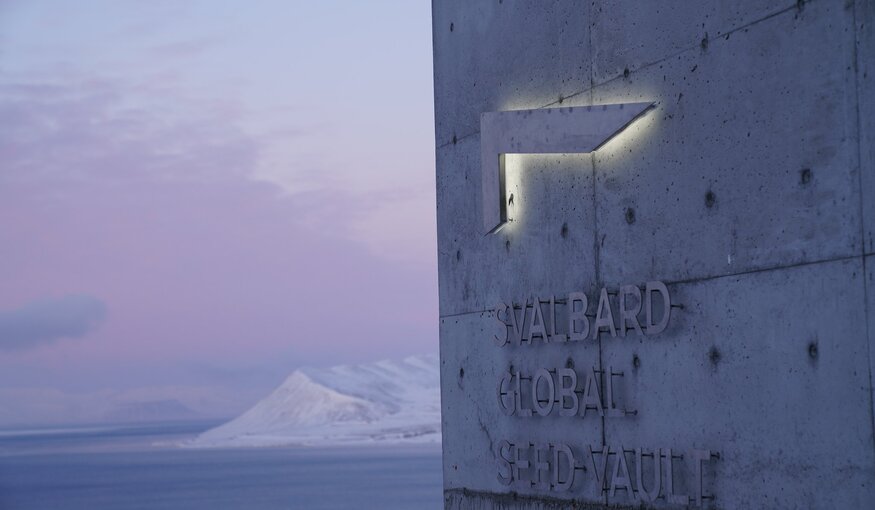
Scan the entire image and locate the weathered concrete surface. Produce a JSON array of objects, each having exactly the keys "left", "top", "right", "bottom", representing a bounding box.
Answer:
[
  {"left": 432, "top": 1, "right": 591, "bottom": 147},
  {"left": 588, "top": 1, "right": 795, "bottom": 85},
  {"left": 601, "top": 258, "right": 873, "bottom": 508},
  {"left": 445, "top": 489, "right": 632, "bottom": 510},
  {"left": 436, "top": 139, "right": 598, "bottom": 316},
  {"left": 434, "top": 0, "right": 875, "bottom": 508},
  {"left": 591, "top": 0, "right": 861, "bottom": 286},
  {"left": 867, "top": 254, "right": 875, "bottom": 444},
  {"left": 440, "top": 310, "right": 603, "bottom": 493},
  {"left": 857, "top": 0, "right": 875, "bottom": 253}
]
